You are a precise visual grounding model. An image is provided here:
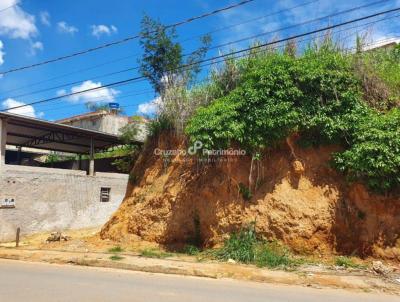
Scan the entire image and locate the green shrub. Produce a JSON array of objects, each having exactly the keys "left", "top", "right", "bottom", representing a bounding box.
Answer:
[
  {"left": 186, "top": 53, "right": 300, "bottom": 151},
  {"left": 354, "top": 46, "right": 400, "bottom": 111},
  {"left": 334, "top": 108, "right": 400, "bottom": 192},
  {"left": 294, "top": 46, "right": 363, "bottom": 143},
  {"left": 254, "top": 242, "right": 293, "bottom": 268},
  {"left": 212, "top": 226, "right": 258, "bottom": 264},
  {"left": 238, "top": 183, "right": 252, "bottom": 201},
  {"left": 335, "top": 256, "right": 365, "bottom": 269},
  {"left": 140, "top": 249, "right": 173, "bottom": 259},
  {"left": 147, "top": 115, "right": 173, "bottom": 137},
  {"left": 186, "top": 44, "right": 400, "bottom": 193},
  {"left": 109, "top": 255, "right": 124, "bottom": 261},
  {"left": 108, "top": 246, "right": 123, "bottom": 253},
  {"left": 211, "top": 225, "right": 296, "bottom": 268},
  {"left": 182, "top": 244, "right": 201, "bottom": 256}
]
